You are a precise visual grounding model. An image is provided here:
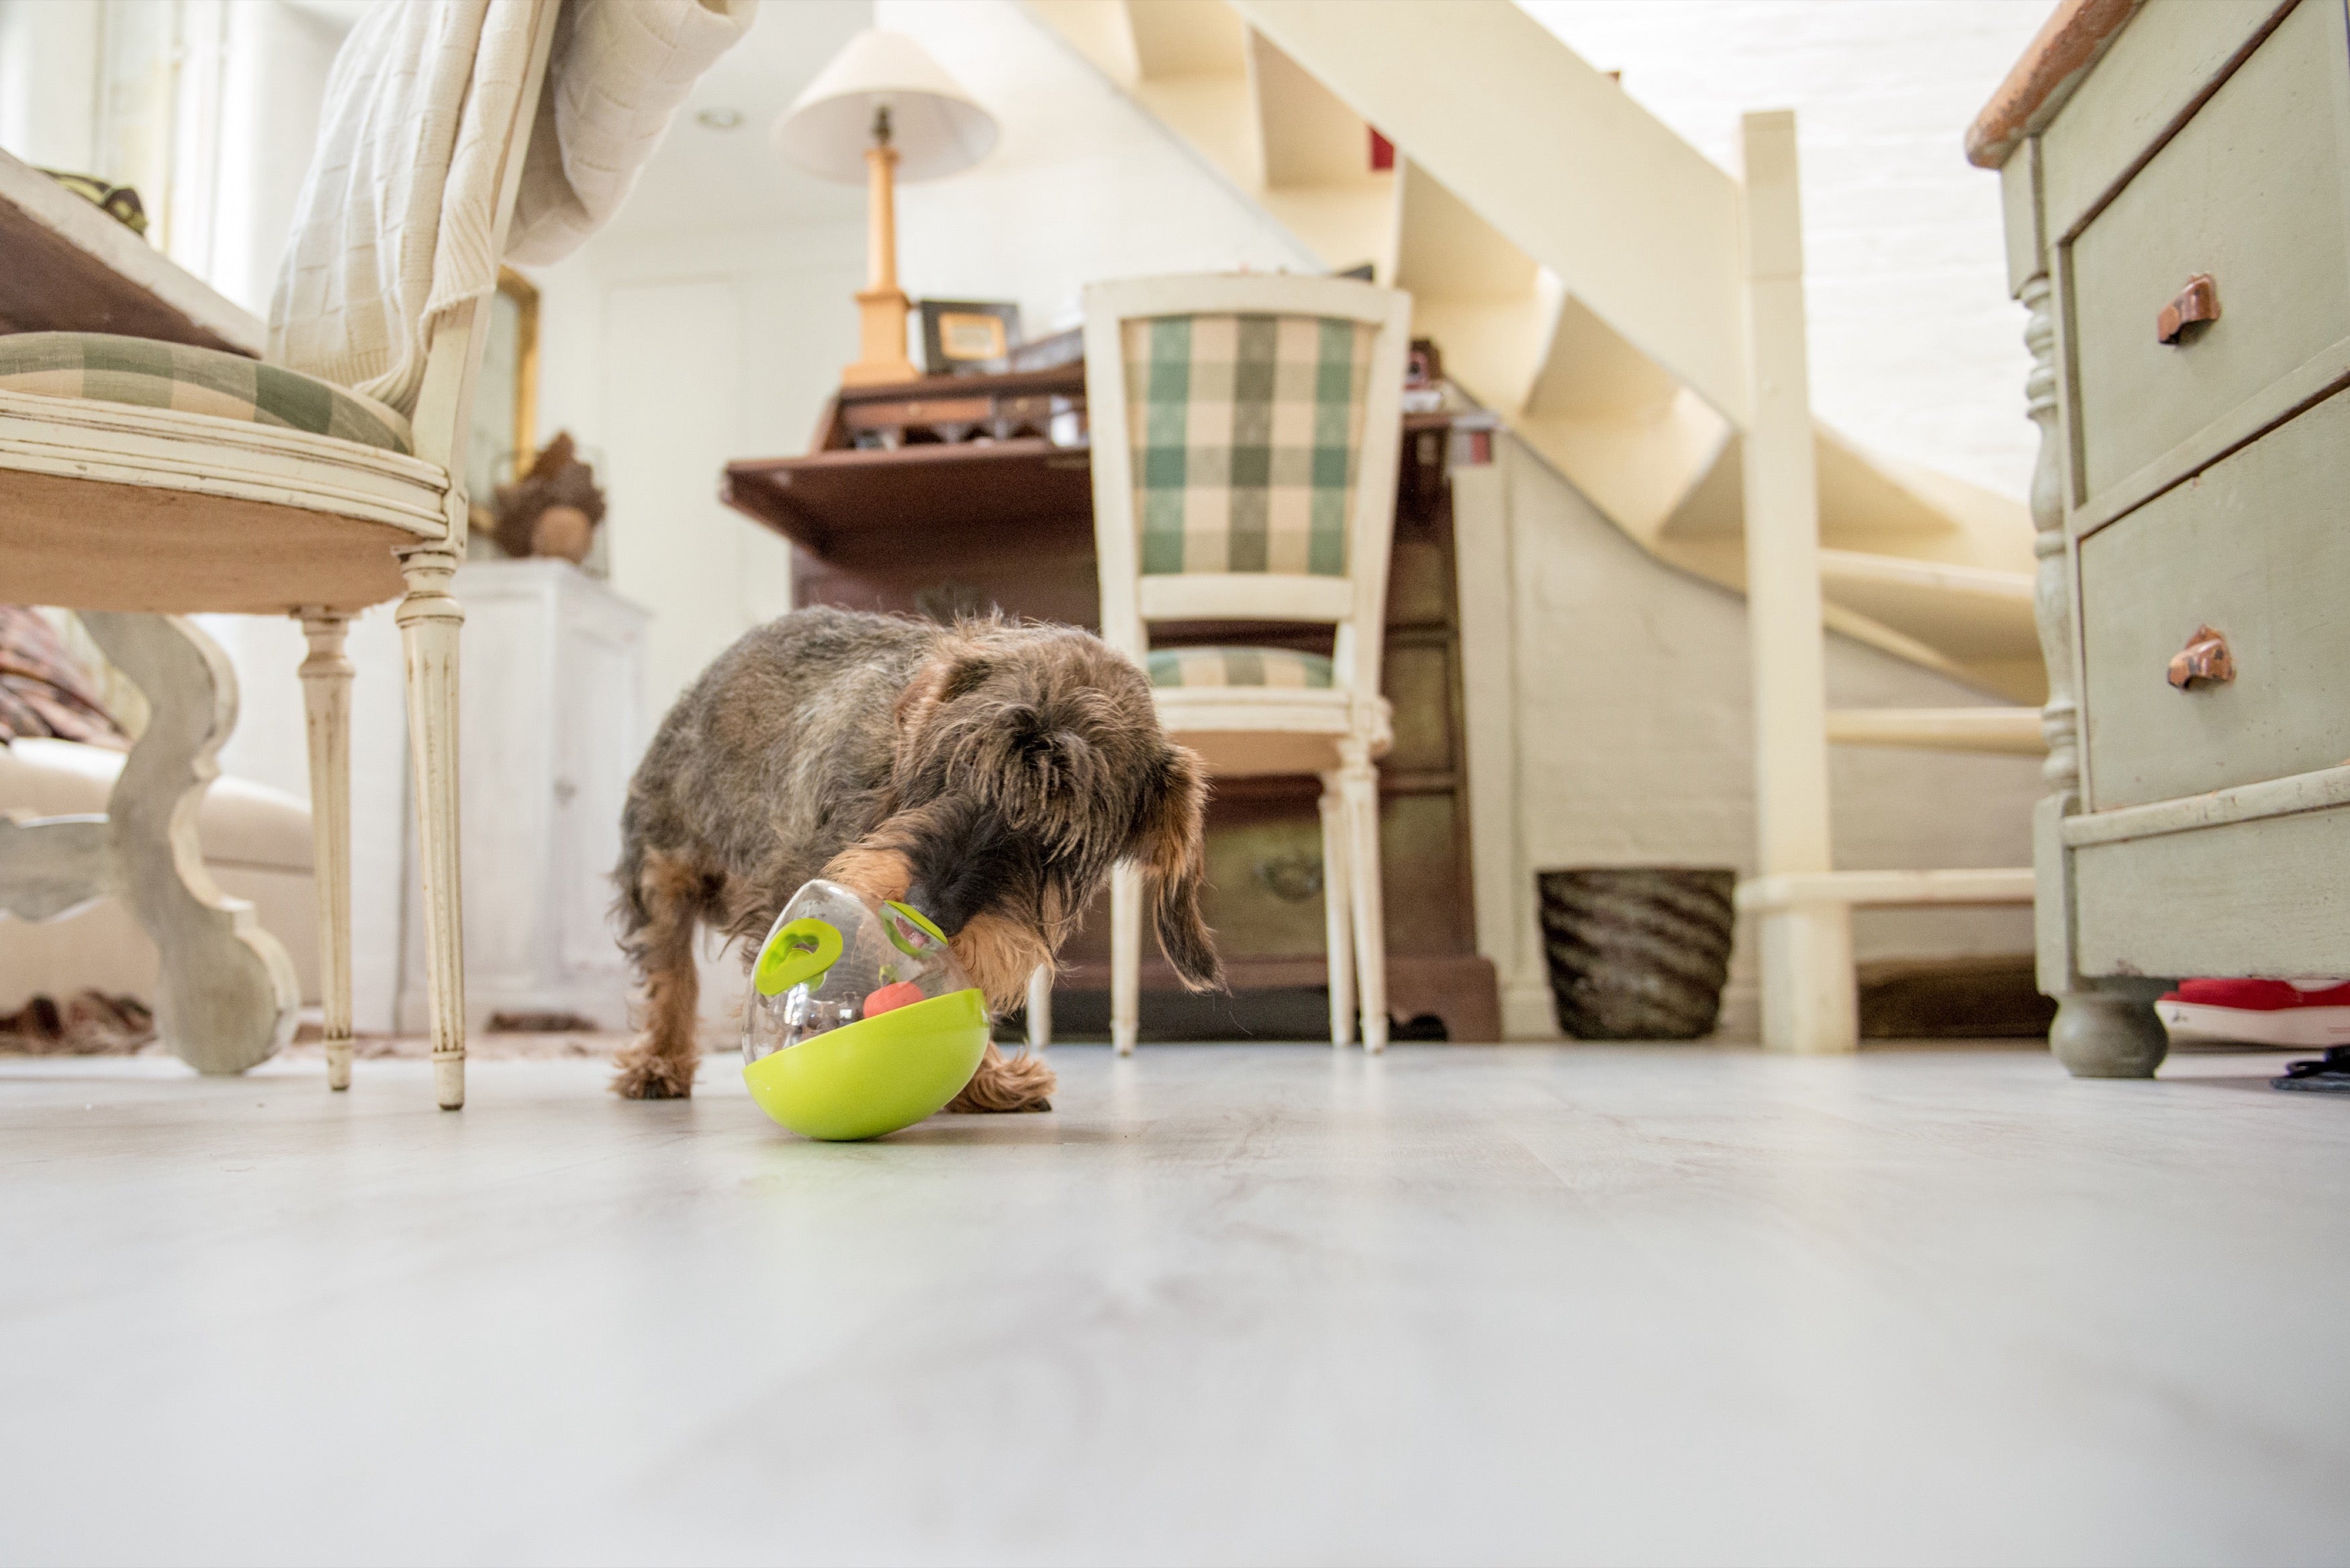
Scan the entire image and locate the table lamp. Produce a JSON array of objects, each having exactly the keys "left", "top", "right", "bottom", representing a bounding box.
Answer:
[{"left": 774, "top": 30, "right": 999, "bottom": 386}]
